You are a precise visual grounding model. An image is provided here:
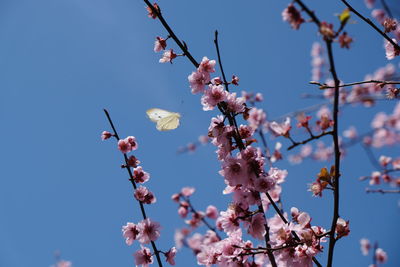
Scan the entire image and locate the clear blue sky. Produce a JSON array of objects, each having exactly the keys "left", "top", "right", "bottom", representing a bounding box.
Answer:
[{"left": 0, "top": 0, "right": 399, "bottom": 266}]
